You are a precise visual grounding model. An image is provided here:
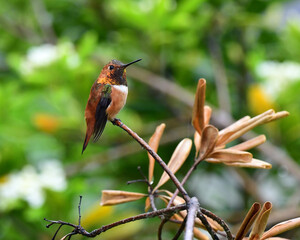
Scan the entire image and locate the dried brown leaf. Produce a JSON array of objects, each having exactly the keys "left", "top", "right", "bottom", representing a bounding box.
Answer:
[
  {"left": 145, "top": 197, "right": 151, "bottom": 212},
  {"left": 225, "top": 158, "right": 272, "bottom": 169},
  {"left": 192, "top": 79, "right": 206, "bottom": 135},
  {"left": 208, "top": 149, "right": 252, "bottom": 163},
  {"left": 261, "top": 217, "right": 300, "bottom": 240},
  {"left": 194, "top": 131, "right": 201, "bottom": 158},
  {"left": 217, "top": 116, "right": 251, "bottom": 145},
  {"left": 199, "top": 125, "right": 219, "bottom": 160},
  {"left": 148, "top": 123, "right": 166, "bottom": 183},
  {"left": 267, "top": 111, "right": 290, "bottom": 123},
  {"left": 222, "top": 111, "right": 274, "bottom": 146},
  {"left": 264, "top": 238, "right": 290, "bottom": 240},
  {"left": 217, "top": 110, "right": 274, "bottom": 146},
  {"left": 229, "top": 135, "right": 266, "bottom": 151},
  {"left": 205, "top": 158, "right": 222, "bottom": 163},
  {"left": 100, "top": 190, "right": 147, "bottom": 206},
  {"left": 204, "top": 106, "right": 212, "bottom": 126},
  {"left": 194, "top": 228, "right": 210, "bottom": 240},
  {"left": 235, "top": 202, "right": 261, "bottom": 240},
  {"left": 171, "top": 213, "right": 184, "bottom": 223},
  {"left": 249, "top": 202, "right": 272, "bottom": 240},
  {"left": 154, "top": 139, "right": 192, "bottom": 191}
]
